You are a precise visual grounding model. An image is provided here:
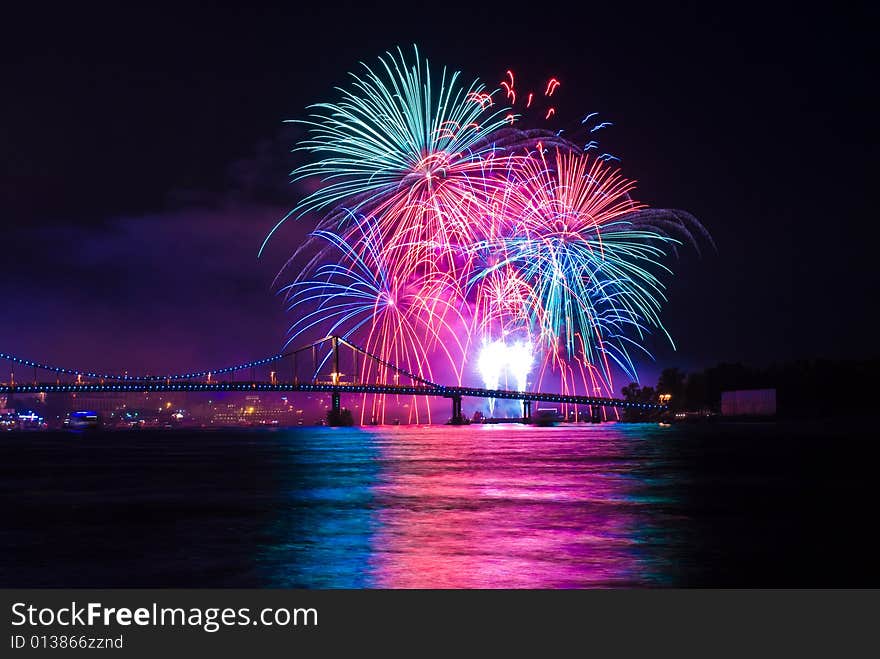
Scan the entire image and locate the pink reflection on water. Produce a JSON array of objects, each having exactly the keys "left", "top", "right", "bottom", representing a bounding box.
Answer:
[{"left": 366, "top": 424, "right": 666, "bottom": 588}]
